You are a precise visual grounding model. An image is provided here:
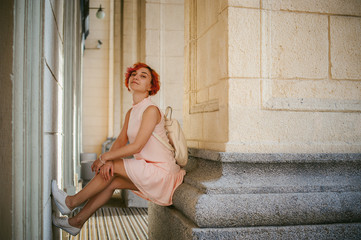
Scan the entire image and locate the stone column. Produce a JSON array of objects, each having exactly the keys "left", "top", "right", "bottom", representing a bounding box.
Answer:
[{"left": 149, "top": 0, "right": 361, "bottom": 239}]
